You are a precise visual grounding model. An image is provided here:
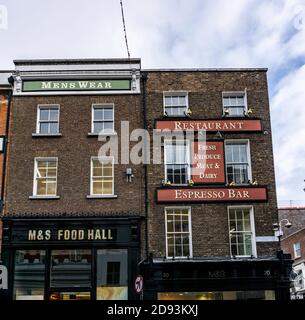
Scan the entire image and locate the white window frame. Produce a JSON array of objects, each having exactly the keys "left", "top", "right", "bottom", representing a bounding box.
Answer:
[
  {"left": 222, "top": 91, "right": 248, "bottom": 117},
  {"left": 294, "top": 242, "right": 301, "bottom": 259},
  {"left": 227, "top": 205, "right": 257, "bottom": 258},
  {"left": 225, "top": 139, "right": 252, "bottom": 185},
  {"left": 165, "top": 206, "right": 193, "bottom": 259},
  {"left": 163, "top": 91, "right": 189, "bottom": 117},
  {"left": 33, "top": 157, "right": 58, "bottom": 197},
  {"left": 91, "top": 103, "right": 115, "bottom": 134},
  {"left": 164, "top": 139, "right": 190, "bottom": 185},
  {"left": 90, "top": 156, "right": 114, "bottom": 196},
  {"left": 36, "top": 104, "right": 60, "bottom": 134}
]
